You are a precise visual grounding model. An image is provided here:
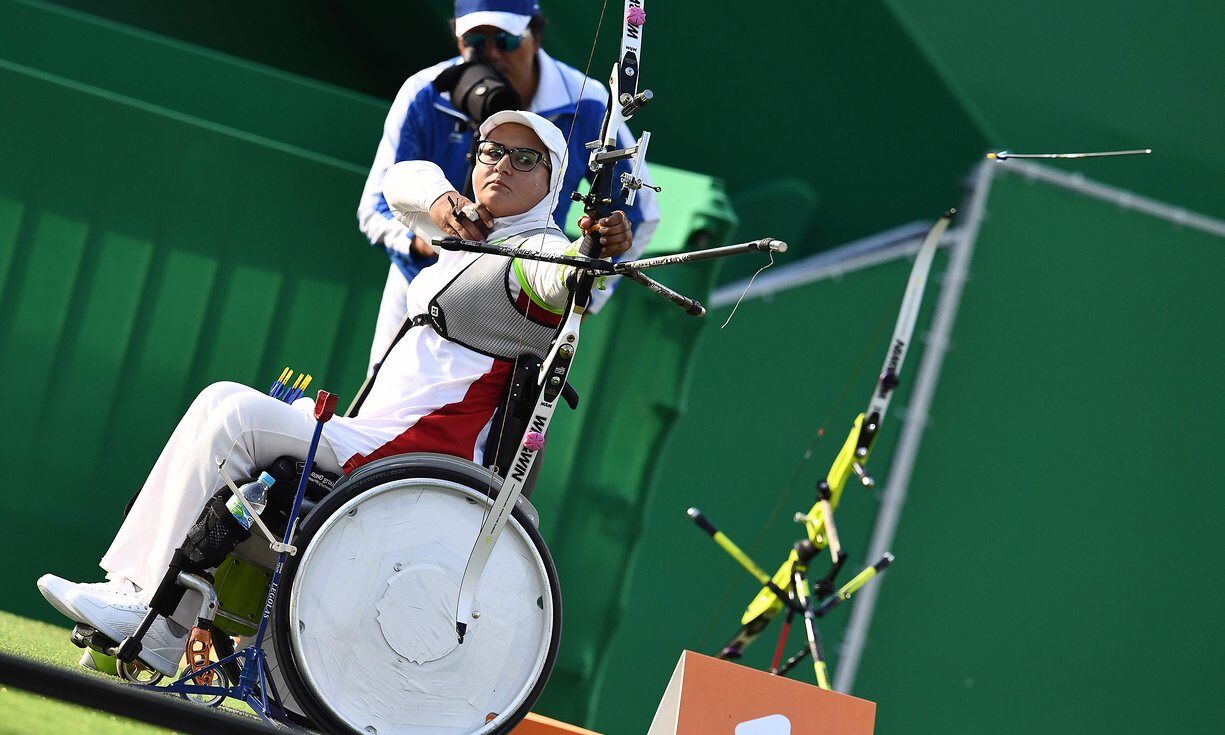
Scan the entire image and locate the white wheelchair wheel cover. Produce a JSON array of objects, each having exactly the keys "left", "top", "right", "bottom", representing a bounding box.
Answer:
[{"left": 288, "top": 477, "right": 556, "bottom": 734}]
